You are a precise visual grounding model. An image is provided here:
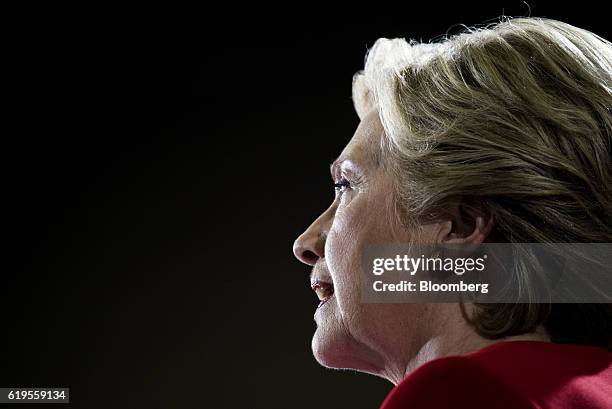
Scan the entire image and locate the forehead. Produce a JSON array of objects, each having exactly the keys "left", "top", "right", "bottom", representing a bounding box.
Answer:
[{"left": 338, "top": 109, "right": 384, "bottom": 167}]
